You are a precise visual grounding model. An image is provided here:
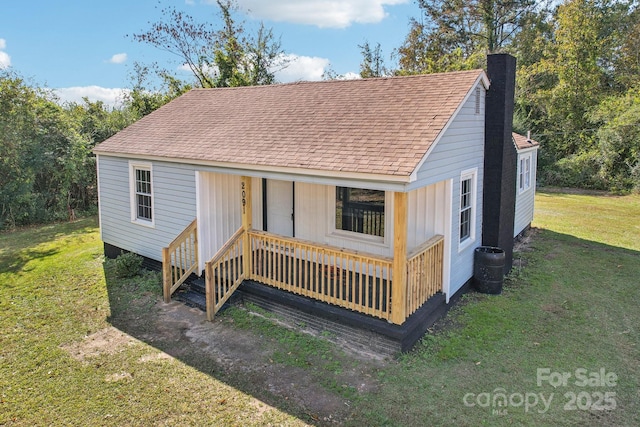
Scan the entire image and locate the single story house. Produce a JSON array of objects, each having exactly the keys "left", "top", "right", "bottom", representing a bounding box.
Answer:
[{"left": 94, "top": 54, "right": 537, "bottom": 352}]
